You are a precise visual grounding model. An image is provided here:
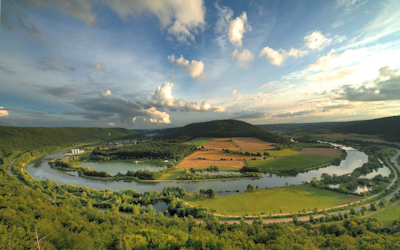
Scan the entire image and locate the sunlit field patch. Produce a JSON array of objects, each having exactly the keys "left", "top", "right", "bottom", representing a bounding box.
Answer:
[{"left": 232, "top": 137, "right": 275, "bottom": 151}]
